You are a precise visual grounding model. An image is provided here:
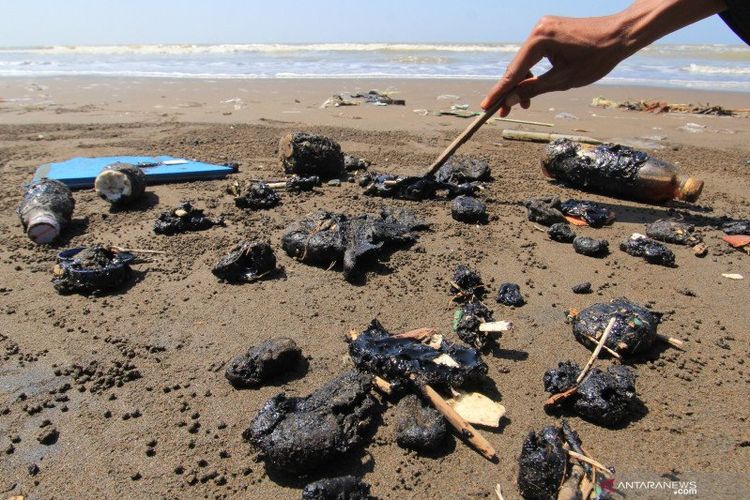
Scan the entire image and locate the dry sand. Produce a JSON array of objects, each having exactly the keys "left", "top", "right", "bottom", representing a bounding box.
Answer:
[{"left": 0, "top": 77, "right": 749, "bottom": 499}]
